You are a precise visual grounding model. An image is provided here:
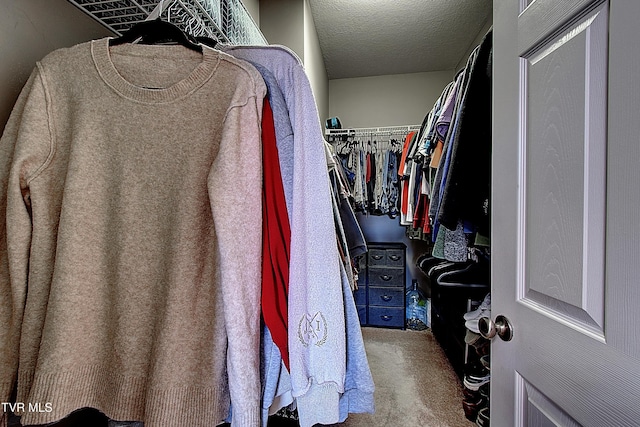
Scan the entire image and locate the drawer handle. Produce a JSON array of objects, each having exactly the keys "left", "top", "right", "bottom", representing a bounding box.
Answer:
[
  {"left": 389, "top": 255, "right": 401, "bottom": 261},
  {"left": 380, "top": 295, "right": 393, "bottom": 302},
  {"left": 381, "top": 315, "right": 393, "bottom": 321},
  {"left": 380, "top": 275, "right": 392, "bottom": 281},
  {"left": 372, "top": 255, "right": 384, "bottom": 260}
]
